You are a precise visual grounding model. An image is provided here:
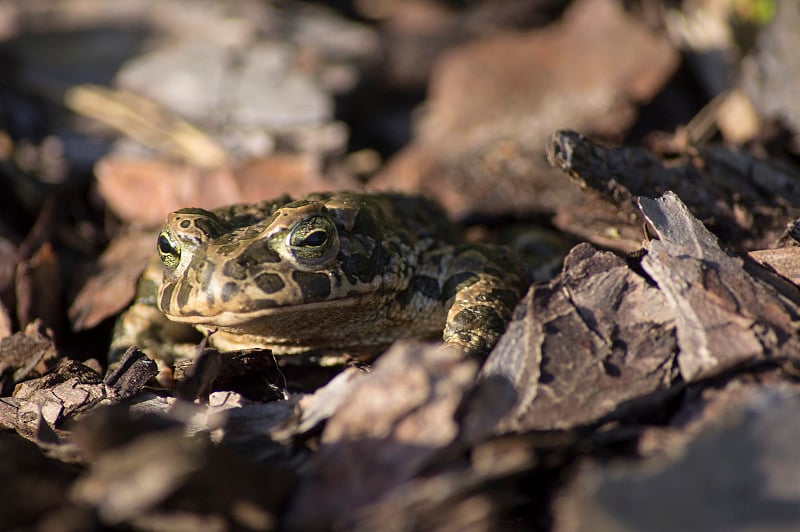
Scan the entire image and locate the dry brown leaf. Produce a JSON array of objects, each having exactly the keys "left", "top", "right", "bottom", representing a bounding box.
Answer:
[
  {"left": 15, "top": 242, "right": 61, "bottom": 337},
  {"left": 96, "top": 154, "right": 357, "bottom": 227},
  {"left": 69, "top": 231, "right": 156, "bottom": 331},
  {"left": 372, "top": 0, "right": 678, "bottom": 217}
]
